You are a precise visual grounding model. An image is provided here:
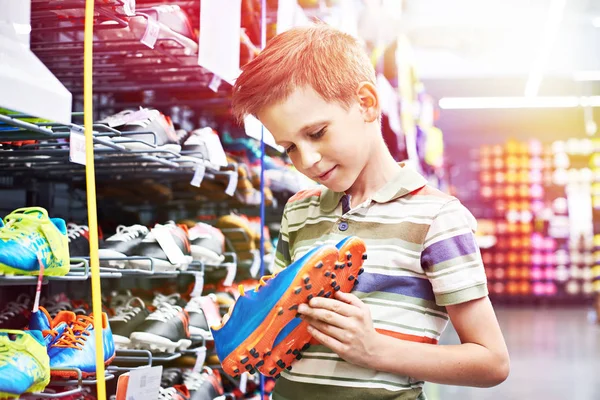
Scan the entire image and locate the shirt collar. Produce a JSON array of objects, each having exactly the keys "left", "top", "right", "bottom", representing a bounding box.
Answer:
[{"left": 319, "top": 163, "right": 427, "bottom": 213}]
